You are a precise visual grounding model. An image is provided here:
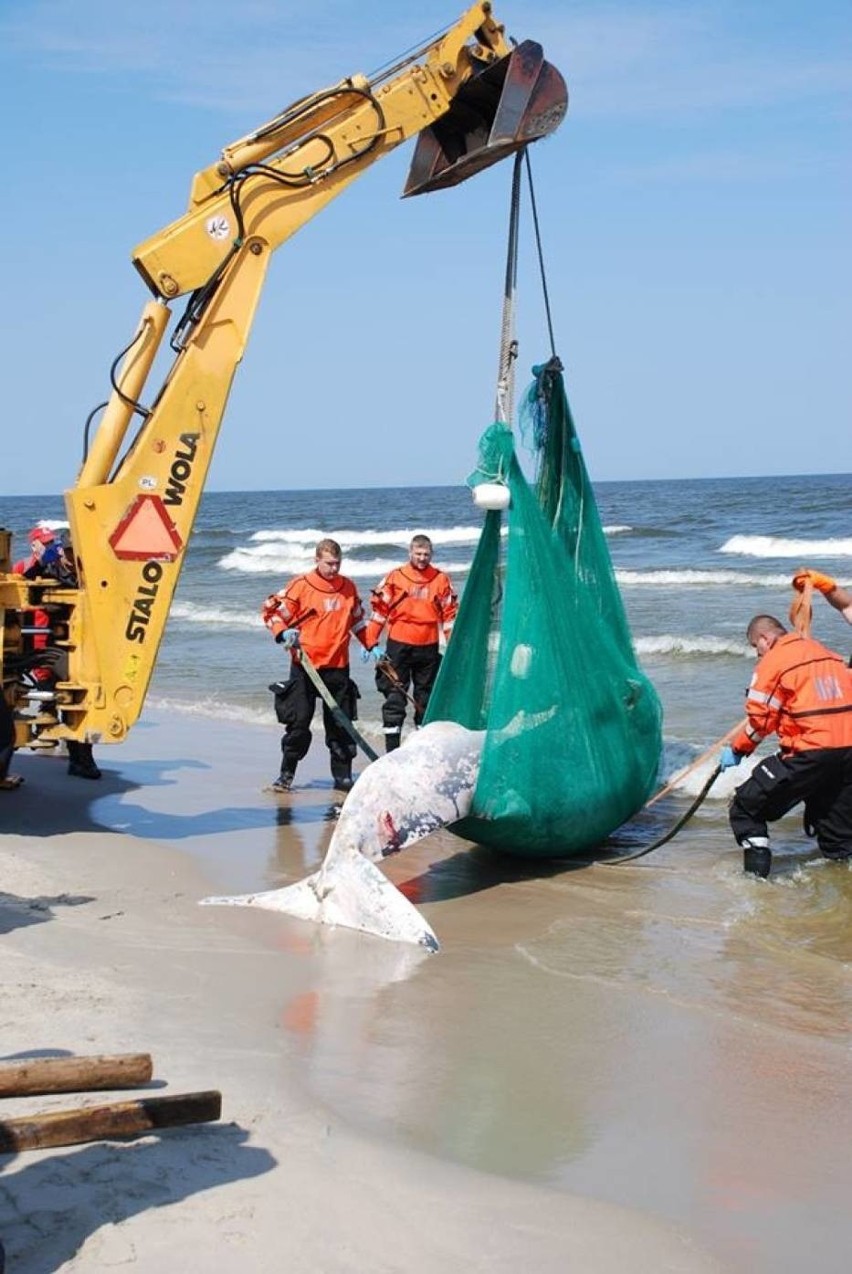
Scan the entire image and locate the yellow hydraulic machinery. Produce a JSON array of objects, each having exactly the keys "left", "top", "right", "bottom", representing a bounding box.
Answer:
[{"left": 0, "top": 3, "right": 566, "bottom": 753}]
